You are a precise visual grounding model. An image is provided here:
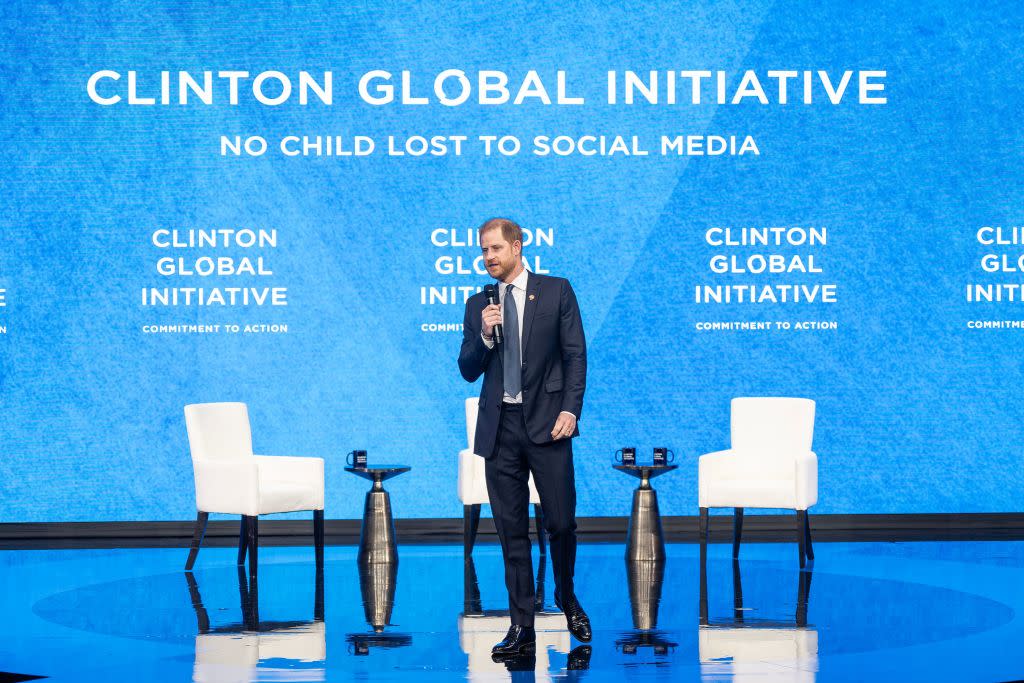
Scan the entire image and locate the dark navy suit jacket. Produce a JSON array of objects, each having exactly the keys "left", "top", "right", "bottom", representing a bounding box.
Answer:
[{"left": 458, "top": 273, "right": 587, "bottom": 459}]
